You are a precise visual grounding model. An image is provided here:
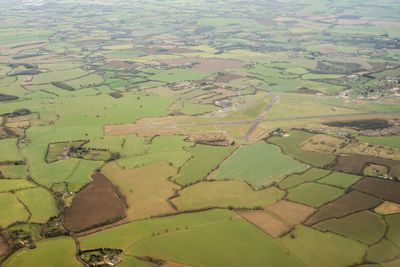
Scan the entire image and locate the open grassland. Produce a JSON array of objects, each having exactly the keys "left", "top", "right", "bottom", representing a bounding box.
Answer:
[
  {"left": 79, "top": 210, "right": 236, "bottom": 249},
  {"left": 385, "top": 214, "right": 400, "bottom": 247},
  {"left": 117, "top": 135, "right": 190, "bottom": 169},
  {"left": 314, "top": 211, "right": 386, "bottom": 245},
  {"left": 317, "top": 172, "right": 362, "bottom": 188},
  {"left": 2, "top": 237, "right": 80, "bottom": 267},
  {"left": 0, "top": 193, "right": 29, "bottom": 228},
  {"left": 0, "top": 165, "right": 27, "bottom": 179},
  {"left": 287, "top": 182, "right": 344, "bottom": 207},
  {"left": 279, "top": 168, "right": 331, "bottom": 189},
  {"left": 171, "top": 180, "right": 284, "bottom": 211},
  {"left": 15, "top": 187, "right": 58, "bottom": 223},
  {"left": 210, "top": 142, "right": 306, "bottom": 189},
  {"left": 127, "top": 218, "right": 303, "bottom": 267},
  {"left": 173, "top": 145, "right": 236, "bottom": 186},
  {"left": 366, "top": 239, "right": 400, "bottom": 263},
  {"left": 102, "top": 161, "right": 179, "bottom": 220},
  {"left": 280, "top": 225, "right": 366, "bottom": 267},
  {"left": 264, "top": 97, "right": 359, "bottom": 119},
  {"left": 357, "top": 135, "right": 400, "bottom": 147},
  {"left": 0, "top": 179, "right": 34, "bottom": 192},
  {"left": 66, "top": 160, "right": 104, "bottom": 192},
  {"left": 0, "top": 138, "right": 23, "bottom": 162},
  {"left": 268, "top": 130, "right": 335, "bottom": 167}
]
